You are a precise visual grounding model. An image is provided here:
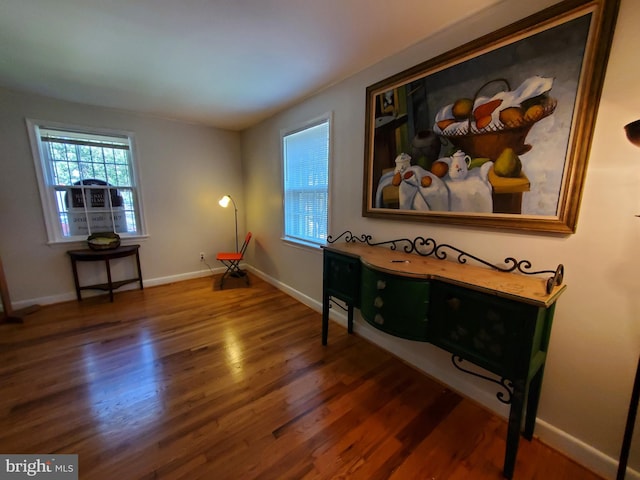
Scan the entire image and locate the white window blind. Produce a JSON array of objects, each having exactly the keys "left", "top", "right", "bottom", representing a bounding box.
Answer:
[{"left": 282, "top": 116, "right": 330, "bottom": 247}]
